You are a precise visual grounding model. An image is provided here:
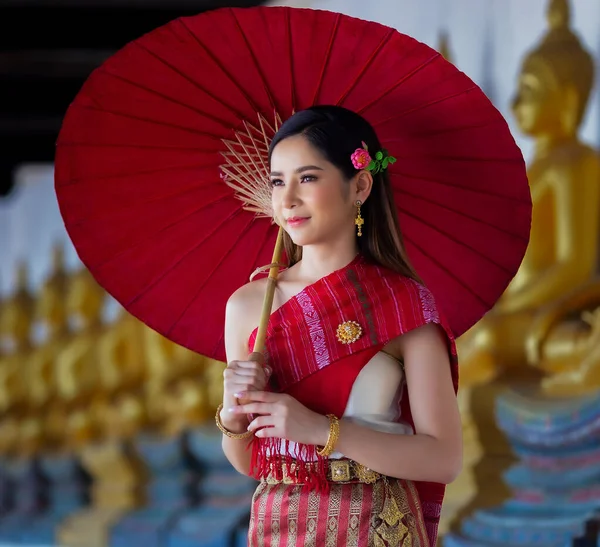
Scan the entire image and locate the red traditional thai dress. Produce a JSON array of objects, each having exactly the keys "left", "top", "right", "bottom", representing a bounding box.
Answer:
[{"left": 246, "top": 254, "right": 459, "bottom": 547}]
